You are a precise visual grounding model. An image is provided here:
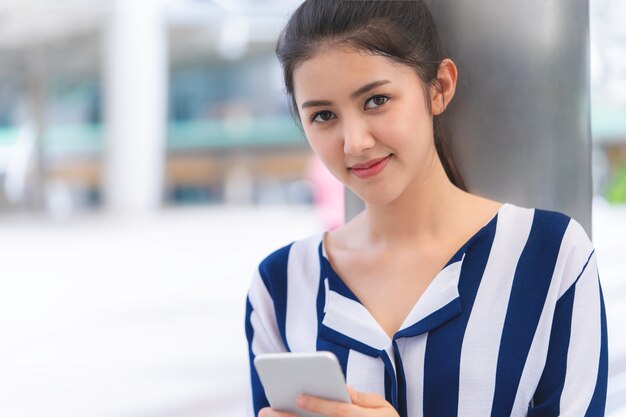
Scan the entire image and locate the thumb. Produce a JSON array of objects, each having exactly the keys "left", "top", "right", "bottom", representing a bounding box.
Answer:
[{"left": 347, "top": 385, "right": 390, "bottom": 408}]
